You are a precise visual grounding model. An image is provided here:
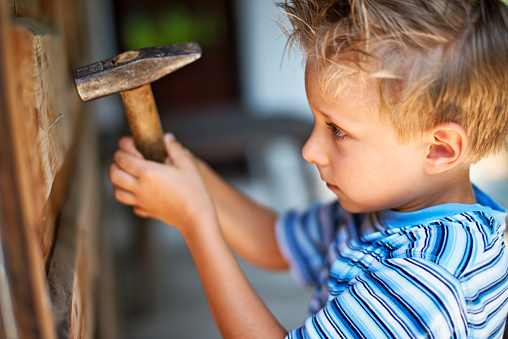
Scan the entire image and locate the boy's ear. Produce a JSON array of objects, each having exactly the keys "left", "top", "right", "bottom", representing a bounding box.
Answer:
[{"left": 423, "top": 122, "right": 468, "bottom": 174}]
